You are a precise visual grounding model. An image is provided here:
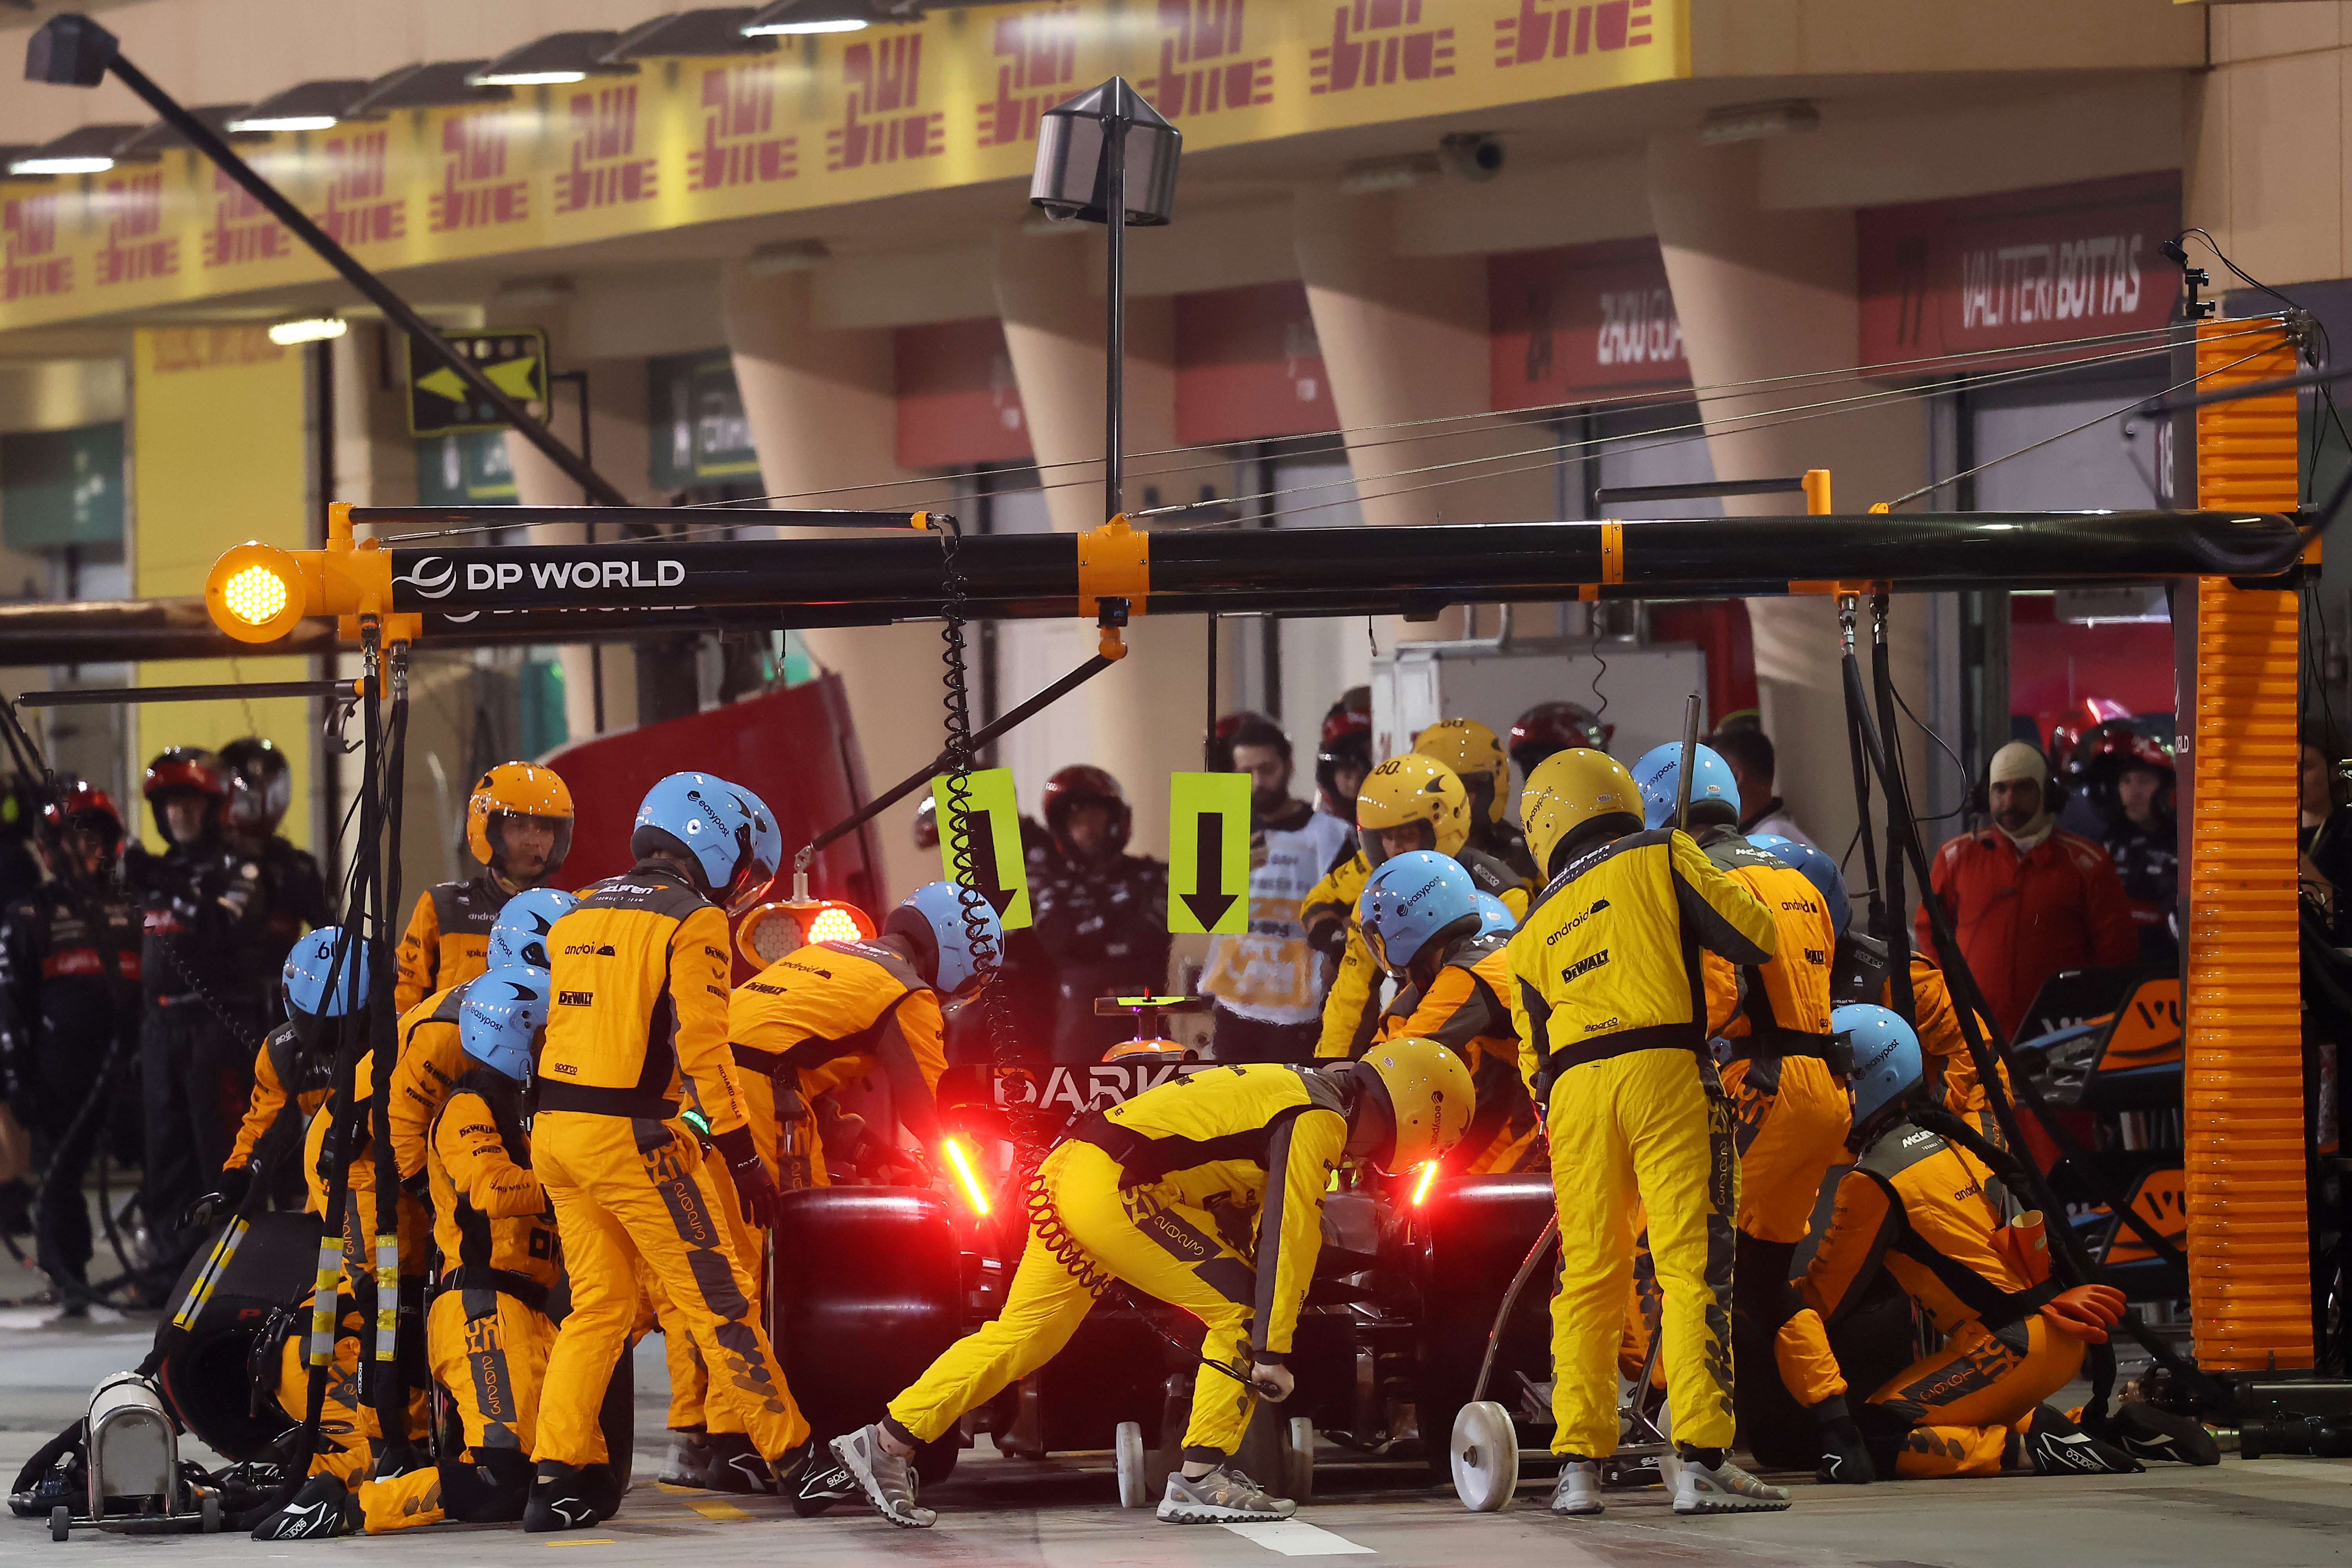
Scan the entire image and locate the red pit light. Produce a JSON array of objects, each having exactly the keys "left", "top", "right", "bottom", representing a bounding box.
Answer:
[
  {"left": 737, "top": 897, "right": 877, "bottom": 969},
  {"left": 942, "top": 1137, "right": 989, "bottom": 1216}
]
